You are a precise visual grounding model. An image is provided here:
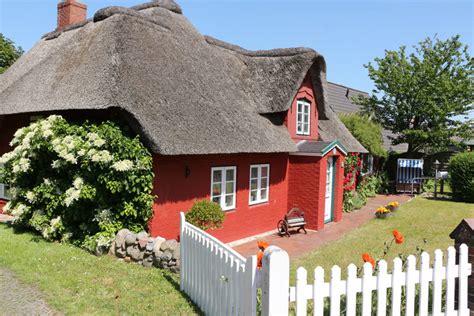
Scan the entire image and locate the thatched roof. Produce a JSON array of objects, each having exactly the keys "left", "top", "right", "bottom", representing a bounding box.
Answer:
[{"left": 0, "top": 1, "right": 360, "bottom": 156}]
